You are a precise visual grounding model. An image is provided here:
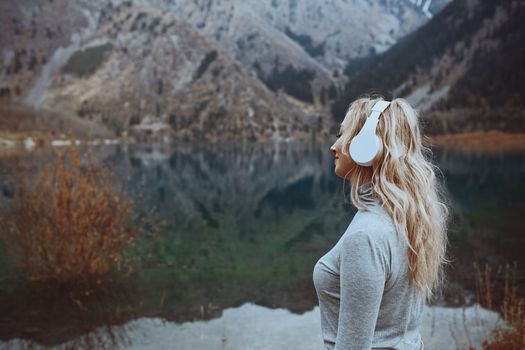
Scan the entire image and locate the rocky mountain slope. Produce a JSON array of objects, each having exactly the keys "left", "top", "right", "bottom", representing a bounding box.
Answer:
[
  {"left": 0, "top": 0, "right": 446, "bottom": 141},
  {"left": 44, "top": 3, "right": 324, "bottom": 141},
  {"left": 151, "top": 0, "right": 449, "bottom": 107},
  {"left": 331, "top": 0, "right": 525, "bottom": 134}
]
